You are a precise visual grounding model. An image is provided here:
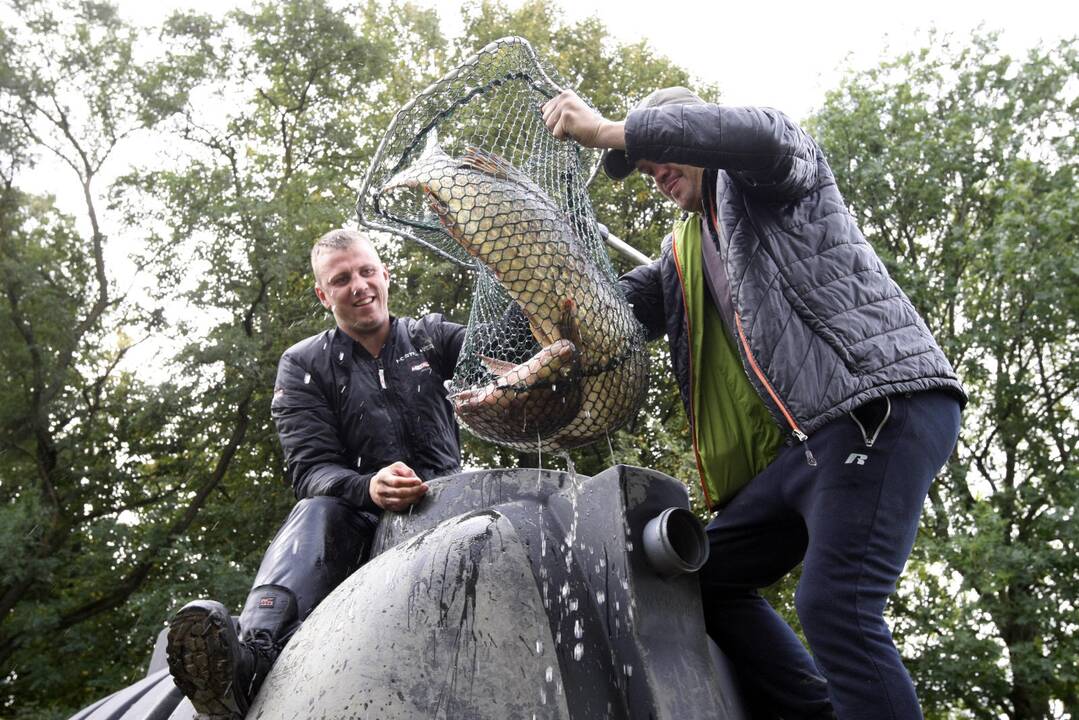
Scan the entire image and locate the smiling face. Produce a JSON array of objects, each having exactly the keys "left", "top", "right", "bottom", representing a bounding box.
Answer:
[
  {"left": 636, "top": 159, "right": 705, "bottom": 213},
  {"left": 313, "top": 238, "right": 391, "bottom": 346}
]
